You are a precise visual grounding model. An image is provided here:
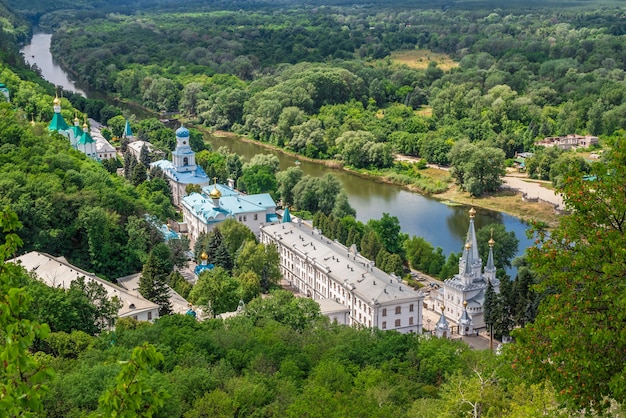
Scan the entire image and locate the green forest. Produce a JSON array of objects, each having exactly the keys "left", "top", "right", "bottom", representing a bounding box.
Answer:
[
  {"left": 1, "top": 0, "right": 626, "bottom": 416},
  {"left": 14, "top": 0, "right": 624, "bottom": 197}
]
